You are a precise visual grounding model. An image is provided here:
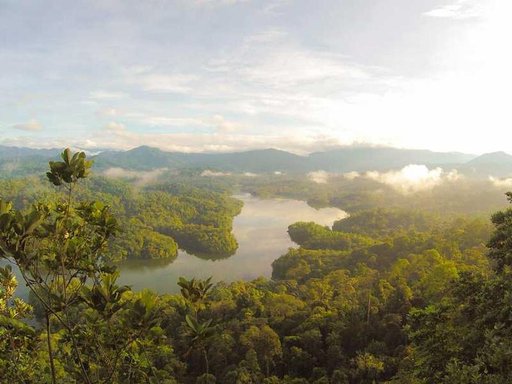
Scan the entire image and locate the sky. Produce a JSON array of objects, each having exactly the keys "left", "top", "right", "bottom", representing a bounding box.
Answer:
[{"left": 1, "top": 0, "right": 511, "bottom": 154}]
